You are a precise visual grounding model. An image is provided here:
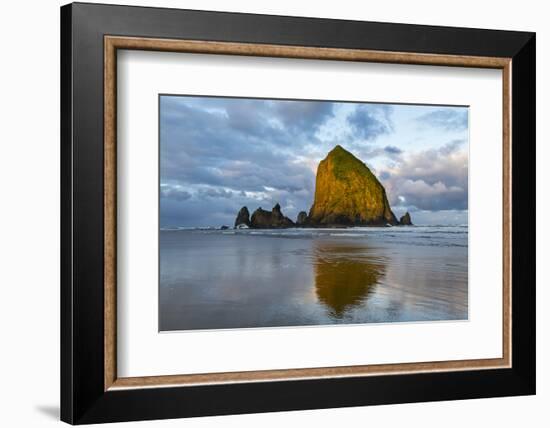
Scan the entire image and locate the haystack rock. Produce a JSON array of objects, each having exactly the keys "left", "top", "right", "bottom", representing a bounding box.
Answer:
[
  {"left": 250, "top": 204, "right": 295, "bottom": 228},
  {"left": 308, "top": 145, "right": 399, "bottom": 226},
  {"left": 296, "top": 211, "right": 308, "bottom": 226},
  {"left": 234, "top": 206, "right": 251, "bottom": 228},
  {"left": 399, "top": 212, "right": 413, "bottom": 226}
]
